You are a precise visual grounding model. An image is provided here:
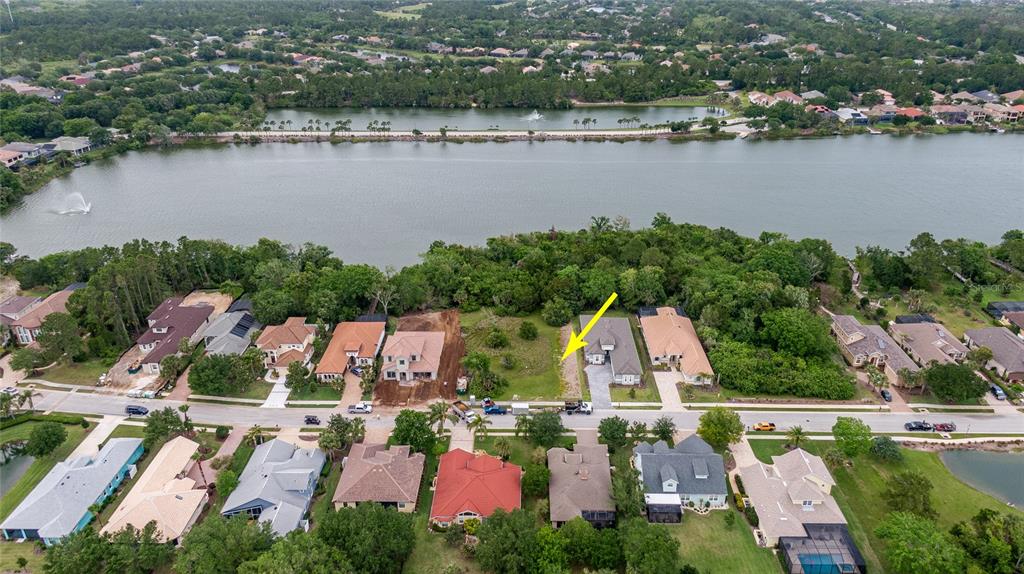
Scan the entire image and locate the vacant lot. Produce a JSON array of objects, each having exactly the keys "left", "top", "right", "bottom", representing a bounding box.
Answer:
[
  {"left": 36, "top": 357, "right": 113, "bottom": 386},
  {"left": 181, "top": 289, "right": 234, "bottom": 317},
  {"left": 461, "top": 310, "right": 562, "bottom": 400}
]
